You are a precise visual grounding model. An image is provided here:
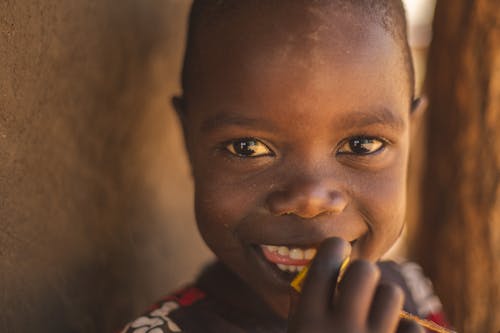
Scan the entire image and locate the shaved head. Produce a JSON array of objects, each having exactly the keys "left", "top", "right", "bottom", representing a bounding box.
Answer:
[
  {"left": 177, "top": 0, "right": 421, "bottom": 317},
  {"left": 181, "top": 0, "right": 414, "bottom": 102}
]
